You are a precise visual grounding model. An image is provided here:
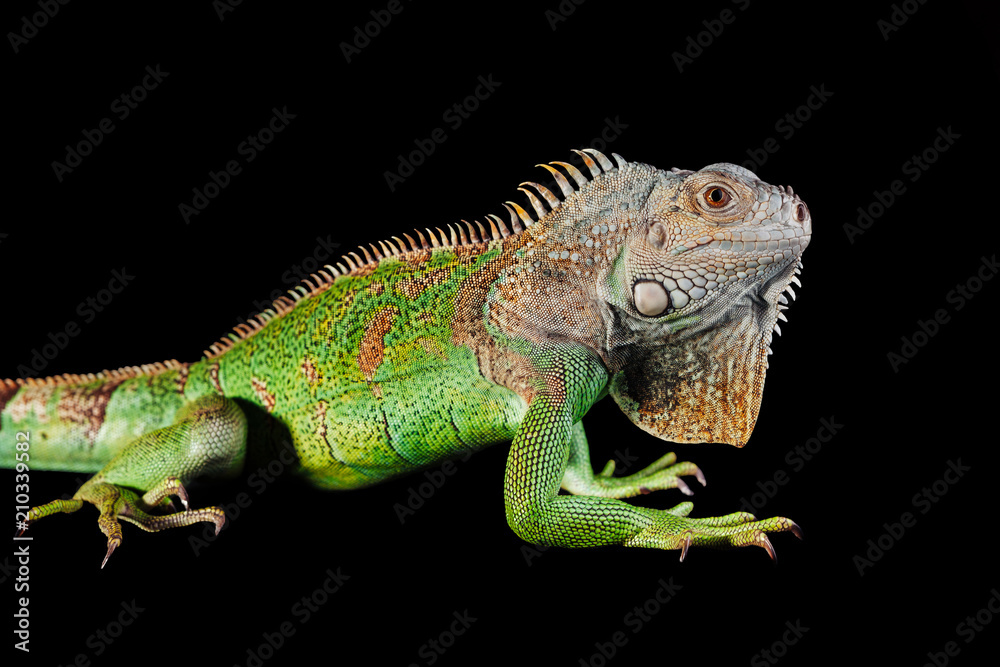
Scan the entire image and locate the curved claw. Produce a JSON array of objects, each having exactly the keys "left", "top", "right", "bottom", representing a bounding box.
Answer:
[
  {"left": 758, "top": 533, "right": 776, "bottom": 562},
  {"left": 102, "top": 537, "right": 121, "bottom": 569},
  {"left": 141, "top": 476, "right": 191, "bottom": 512},
  {"left": 790, "top": 522, "right": 804, "bottom": 540},
  {"left": 679, "top": 531, "right": 693, "bottom": 562},
  {"left": 173, "top": 480, "right": 190, "bottom": 511}
]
